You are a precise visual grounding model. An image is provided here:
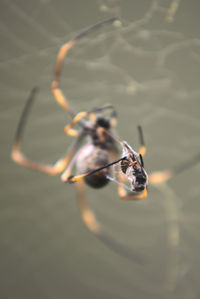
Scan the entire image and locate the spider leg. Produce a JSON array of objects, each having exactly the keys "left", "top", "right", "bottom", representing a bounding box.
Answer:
[
  {"left": 51, "top": 17, "right": 119, "bottom": 117},
  {"left": 76, "top": 178, "right": 144, "bottom": 263},
  {"left": 76, "top": 178, "right": 101, "bottom": 234},
  {"left": 137, "top": 125, "right": 146, "bottom": 156},
  {"left": 61, "top": 147, "right": 85, "bottom": 183},
  {"left": 62, "top": 153, "right": 116, "bottom": 235},
  {"left": 11, "top": 88, "right": 85, "bottom": 175},
  {"left": 64, "top": 104, "right": 118, "bottom": 136},
  {"left": 67, "top": 156, "right": 126, "bottom": 183},
  {"left": 148, "top": 152, "right": 200, "bottom": 184},
  {"left": 64, "top": 112, "right": 88, "bottom": 137},
  {"left": 137, "top": 125, "right": 200, "bottom": 184},
  {"left": 118, "top": 173, "right": 148, "bottom": 200},
  {"left": 62, "top": 149, "right": 145, "bottom": 262}
]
